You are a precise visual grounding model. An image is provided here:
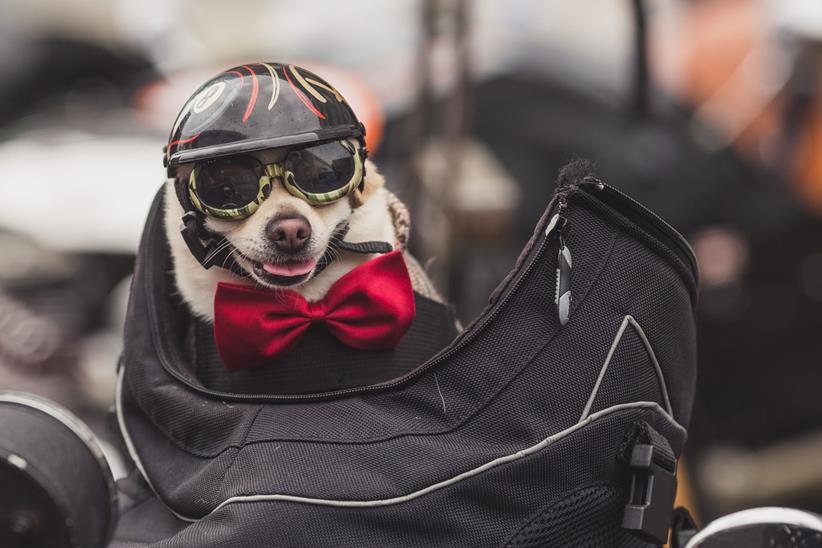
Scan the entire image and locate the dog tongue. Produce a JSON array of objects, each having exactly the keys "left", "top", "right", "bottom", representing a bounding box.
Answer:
[{"left": 262, "top": 258, "right": 317, "bottom": 277}]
